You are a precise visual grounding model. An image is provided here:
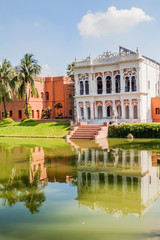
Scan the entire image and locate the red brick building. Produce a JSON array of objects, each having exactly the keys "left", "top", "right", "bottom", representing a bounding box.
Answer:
[{"left": 0, "top": 76, "right": 74, "bottom": 121}]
